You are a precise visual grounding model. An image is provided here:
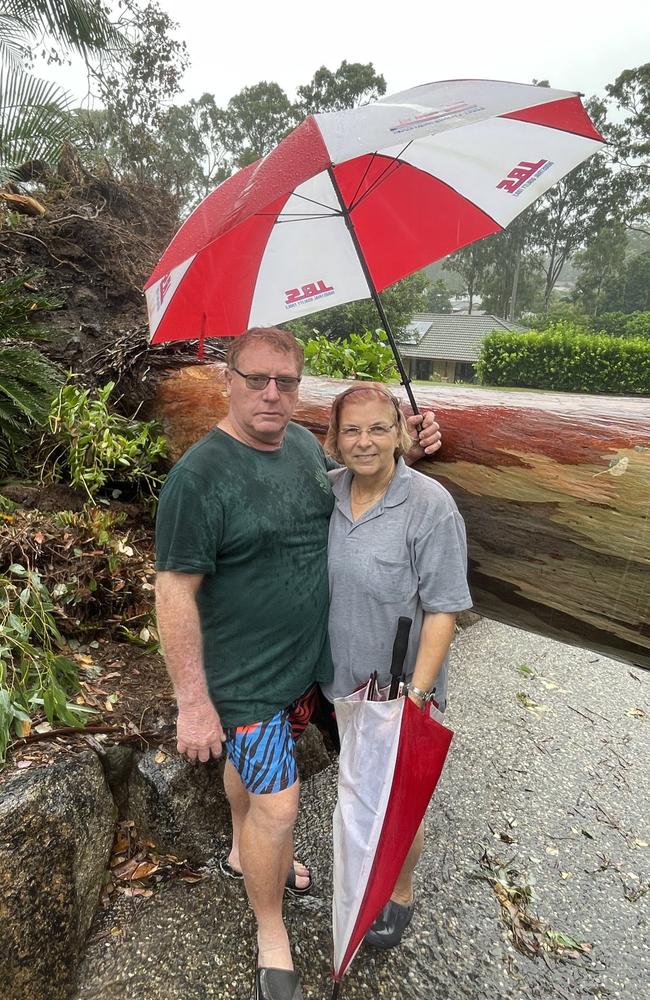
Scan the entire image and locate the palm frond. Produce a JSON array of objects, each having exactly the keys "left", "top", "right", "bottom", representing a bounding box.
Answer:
[
  {"left": 0, "top": 64, "right": 74, "bottom": 176},
  {"left": 2, "top": 0, "right": 128, "bottom": 57},
  {"left": 0, "top": 13, "right": 30, "bottom": 67},
  {"left": 0, "top": 344, "right": 61, "bottom": 473}
]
